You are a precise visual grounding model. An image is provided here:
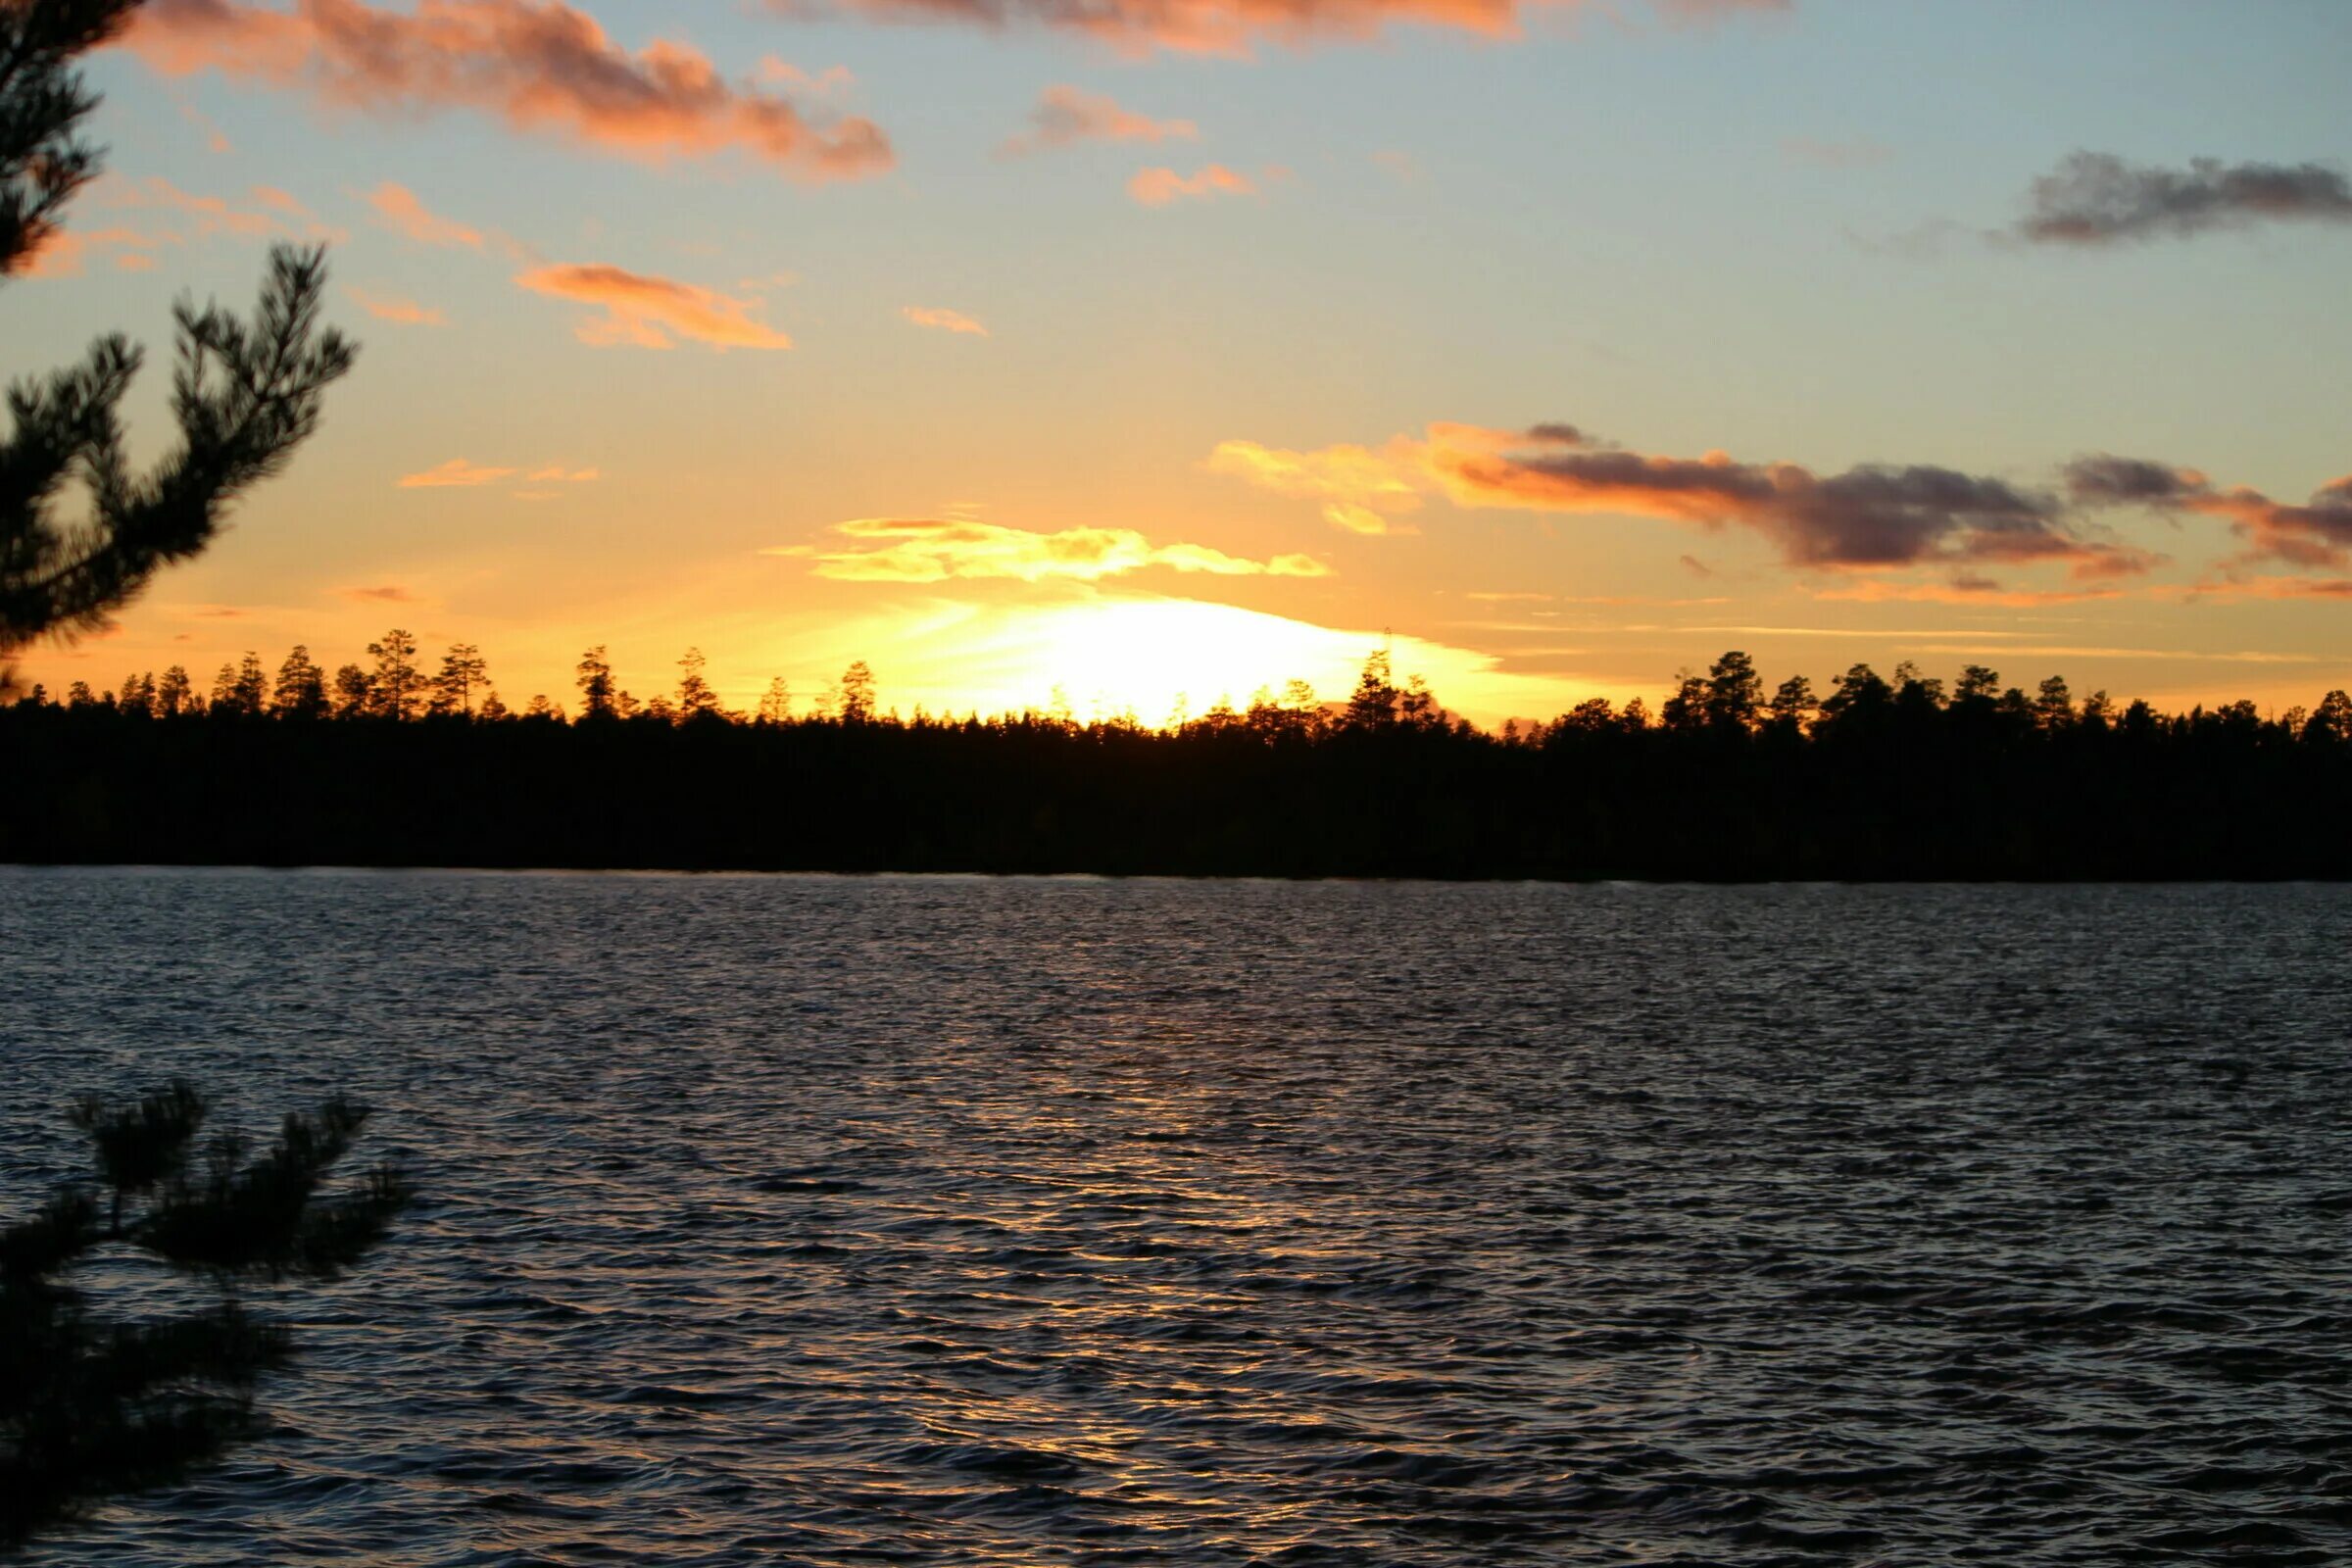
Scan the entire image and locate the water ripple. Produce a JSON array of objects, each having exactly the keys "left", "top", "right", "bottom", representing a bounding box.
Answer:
[{"left": 2, "top": 871, "right": 2347, "bottom": 1565}]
